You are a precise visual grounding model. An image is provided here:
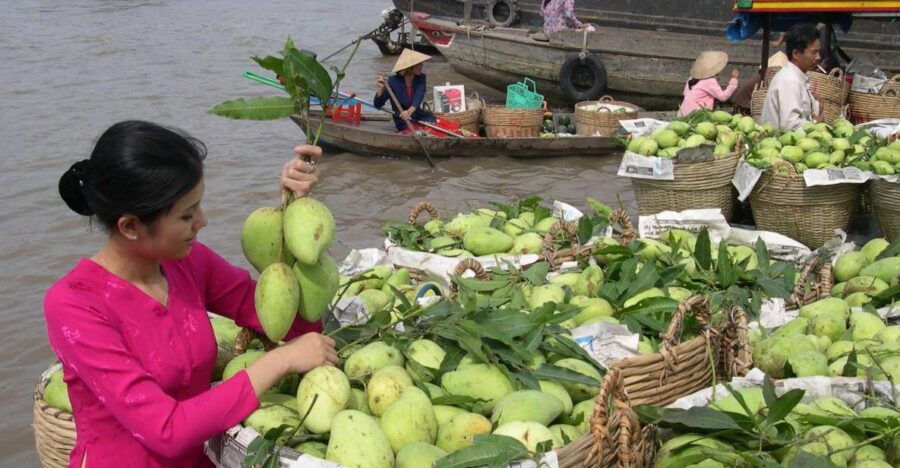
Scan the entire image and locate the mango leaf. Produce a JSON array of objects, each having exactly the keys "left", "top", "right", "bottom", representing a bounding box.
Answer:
[
  {"left": 716, "top": 241, "right": 738, "bottom": 287},
  {"left": 210, "top": 96, "right": 295, "bottom": 120},
  {"left": 623, "top": 261, "right": 662, "bottom": 300},
  {"left": 539, "top": 336, "right": 602, "bottom": 372},
  {"left": 577, "top": 216, "right": 593, "bottom": 245},
  {"left": 533, "top": 363, "right": 600, "bottom": 387},
  {"left": 755, "top": 239, "right": 772, "bottom": 274},
  {"left": 788, "top": 451, "right": 838, "bottom": 468},
  {"left": 586, "top": 197, "right": 613, "bottom": 217},
  {"left": 475, "top": 309, "right": 537, "bottom": 339},
  {"left": 655, "top": 406, "right": 743, "bottom": 431},
  {"left": 842, "top": 349, "right": 858, "bottom": 377},
  {"left": 876, "top": 237, "right": 900, "bottom": 260},
  {"left": 243, "top": 437, "right": 273, "bottom": 468},
  {"left": 695, "top": 229, "right": 712, "bottom": 270},
  {"left": 252, "top": 55, "right": 283, "bottom": 75},
  {"left": 435, "top": 435, "right": 529, "bottom": 468},
  {"left": 767, "top": 389, "right": 805, "bottom": 425},
  {"left": 283, "top": 38, "right": 333, "bottom": 104}
]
